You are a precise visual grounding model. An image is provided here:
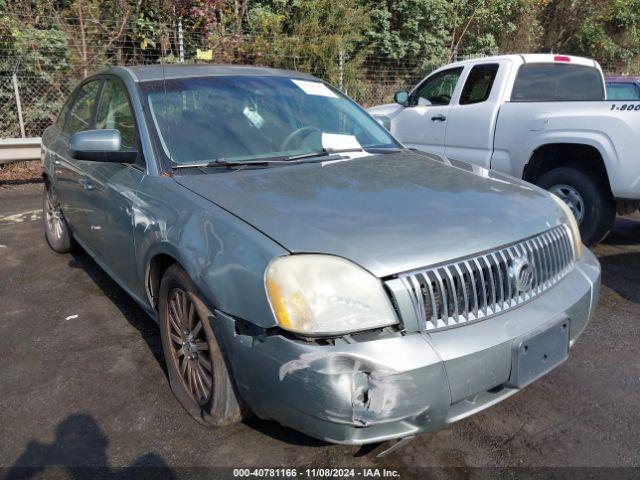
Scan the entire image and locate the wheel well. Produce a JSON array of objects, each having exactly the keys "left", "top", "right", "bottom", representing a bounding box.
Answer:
[
  {"left": 146, "top": 253, "right": 178, "bottom": 311},
  {"left": 523, "top": 143, "right": 610, "bottom": 189}
]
